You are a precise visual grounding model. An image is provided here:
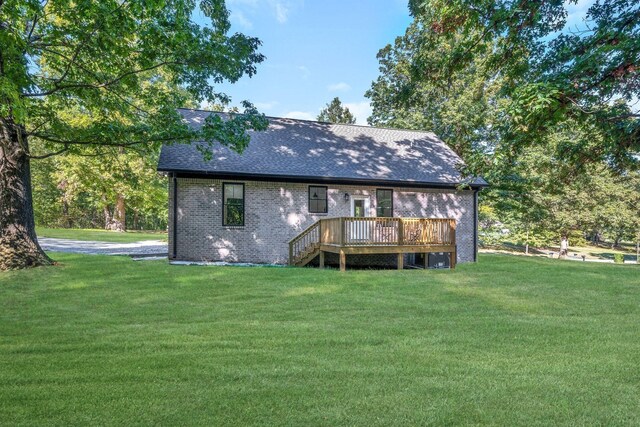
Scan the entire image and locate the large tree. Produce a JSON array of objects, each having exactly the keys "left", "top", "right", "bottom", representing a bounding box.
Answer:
[
  {"left": 317, "top": 97, "right": 356, "bottom": 124},
  {"left": 404, "top": 0, "right": 639, "bottom": 171},
  {"left": 367, "top": 3, "right": 640, "bottom": 252},
  {"left": 366, "top": 21, "right": 502, "bottom": 166},
  {"left": 0, "top": 0, "right": 268, "bottom": 270}
]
